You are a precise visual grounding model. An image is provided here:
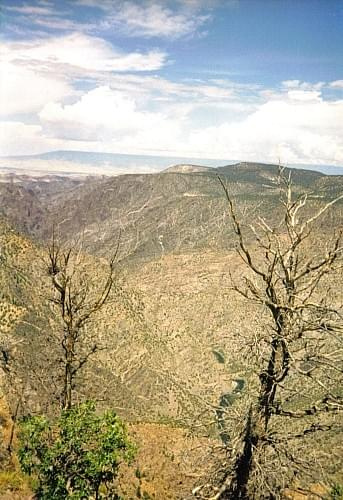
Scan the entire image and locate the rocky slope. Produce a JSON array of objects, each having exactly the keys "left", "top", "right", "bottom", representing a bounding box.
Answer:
[
  {"left": 14, "top": 162, "right": 340, "bottom": 262},
  {"left": 1, "top": 162, "right": 342, "bottom": 261}
]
